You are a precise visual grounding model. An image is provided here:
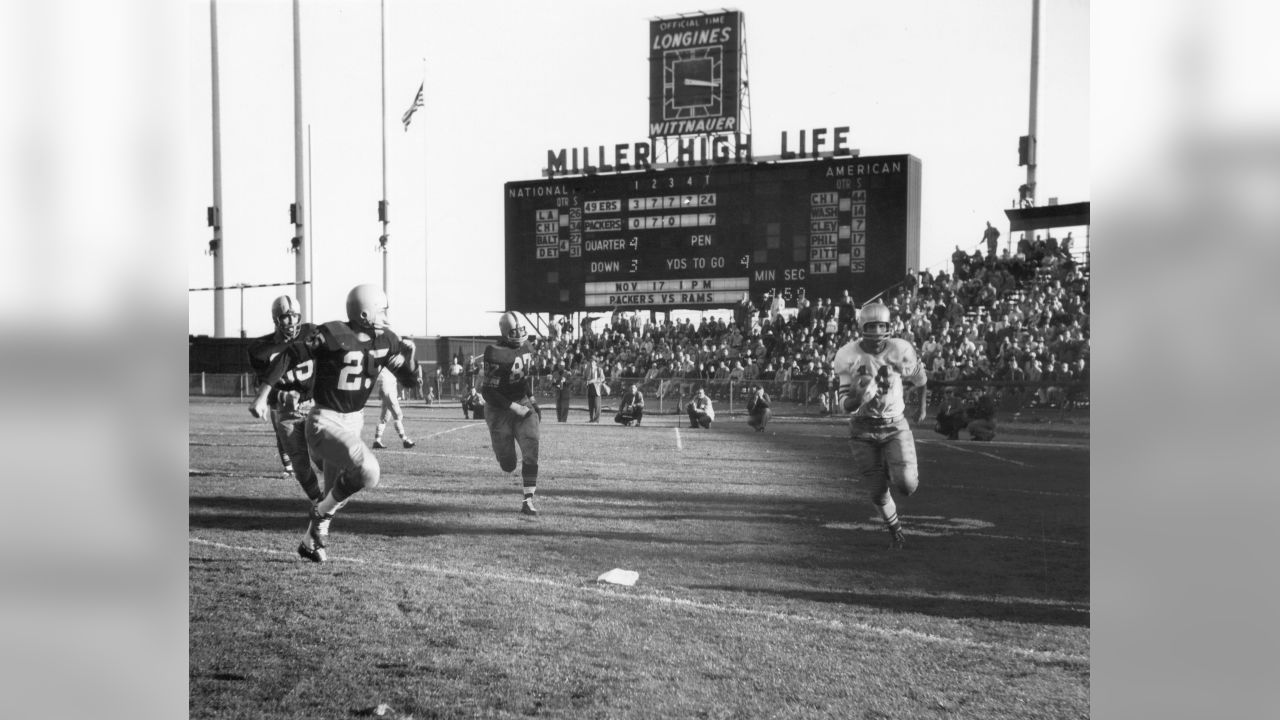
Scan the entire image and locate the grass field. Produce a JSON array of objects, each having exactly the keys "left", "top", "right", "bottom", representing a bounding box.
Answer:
[{"left": 189, "top": 398, "right": 1089, "bottom": 719}]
